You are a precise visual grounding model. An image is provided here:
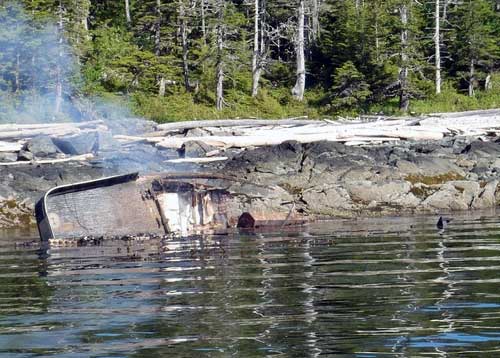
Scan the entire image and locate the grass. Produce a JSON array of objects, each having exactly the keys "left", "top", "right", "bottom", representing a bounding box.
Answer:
[{"left": 132, "top": 89, "right": 322, "bottom": 123}]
